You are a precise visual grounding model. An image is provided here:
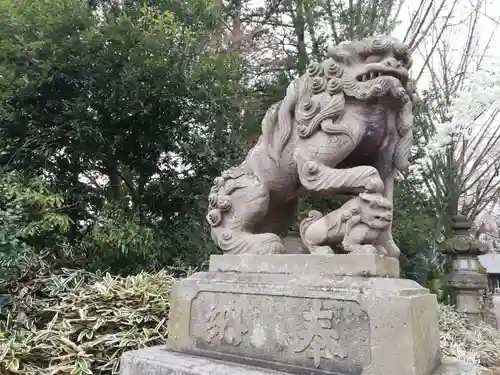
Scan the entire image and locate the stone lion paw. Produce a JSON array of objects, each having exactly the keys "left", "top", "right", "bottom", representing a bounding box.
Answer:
[
  {"left": 309, "top": 245, "right": 334, "bottom": 255},
  {"left": 343, "top": 243, "right": 378, "bottom": 255},
  {"left": 376, "top": 245, "right": 389, "bottom": 257}
]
